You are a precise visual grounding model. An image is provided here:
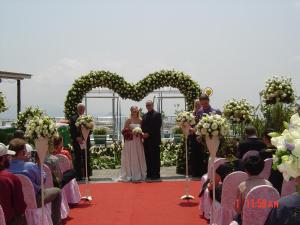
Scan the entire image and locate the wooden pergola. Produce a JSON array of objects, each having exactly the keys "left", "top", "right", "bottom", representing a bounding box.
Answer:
[{"left": 0, "top": 71, "right": 32, "bottom": 115}]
